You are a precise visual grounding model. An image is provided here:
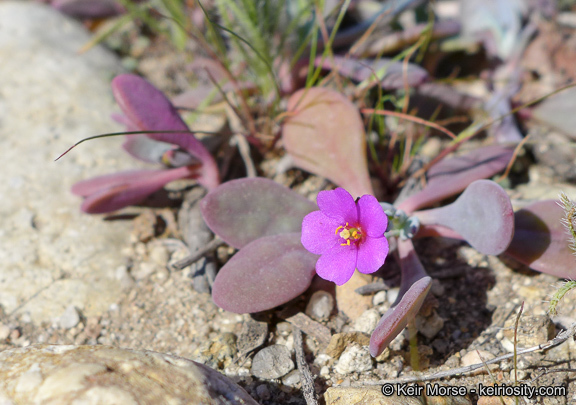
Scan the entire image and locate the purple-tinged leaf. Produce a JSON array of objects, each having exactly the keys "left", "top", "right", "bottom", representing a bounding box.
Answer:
[
  {"left": 212, "top": 233, "right": 318, "bottom": 313},
  {"left": 370, "top": 239, "right": 431, "bottom": 357},
  {"left": 200, "top": 178, "right": 317, "bottom": 249},
  {"left": 505, "top": 200, "right": 576, "bottom": 278},
  {"left": 414, "top": 180, "right": 514, "bottom": 255},
  {"left": 398, "top": 145, "right": 514, "bottom": 213},
  {"left": 315, "top": 56, "right": 429, "bottom": 90},
  {"left": 282, "top": 87, "right": 373, "bottom": 198},
  {"left": 73, "top": 166, "right": 196, "bottom": 214},
  {"left": 111, "top": 74, "right": 219, "bottom": 190}
]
